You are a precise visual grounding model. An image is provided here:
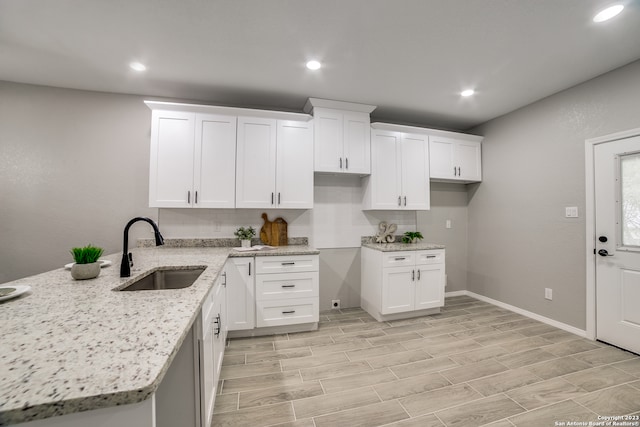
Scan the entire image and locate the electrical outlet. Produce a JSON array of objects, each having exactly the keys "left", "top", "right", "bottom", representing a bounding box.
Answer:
[
  {"left": 545, "top": 288, "right": 553, "bottom": 300},
  {"left": 446, "top": 220, "right": 452, "bottom": 229},
  {"left": 331, "top": 299, "right": 340, "bottom": 309}
]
